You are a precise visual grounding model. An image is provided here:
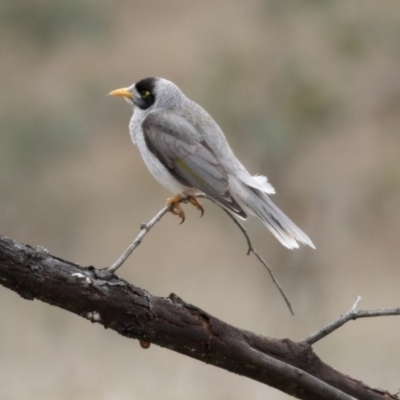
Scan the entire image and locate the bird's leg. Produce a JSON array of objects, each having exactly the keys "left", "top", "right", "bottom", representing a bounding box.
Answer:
[
  {"left": 166, "top": 194, "right": 204, "bottom": 223},
  {"left": 166, "top": 195, "right": 186, "bottom": 224},
  {"left": 188, "top": 195, "right": 204, "bottom": 217}
]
